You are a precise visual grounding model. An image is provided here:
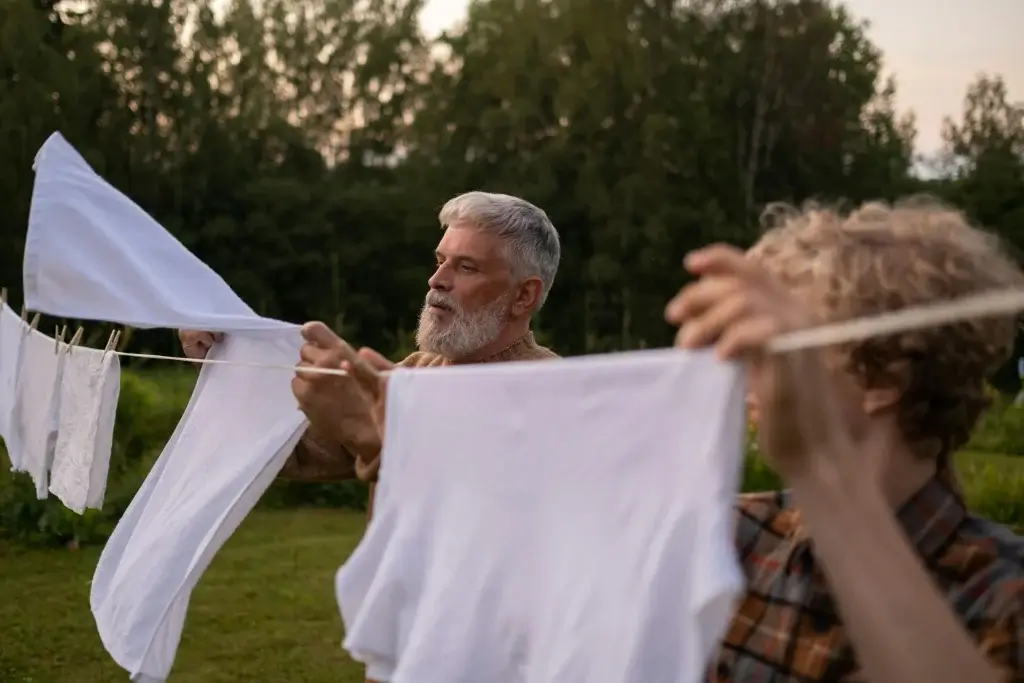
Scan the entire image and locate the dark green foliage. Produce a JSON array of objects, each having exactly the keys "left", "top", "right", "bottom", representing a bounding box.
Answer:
[
  {"left": 0, "top": 369, "right": 369, "bottom": 546},
  {"left": 0, "top": 0, "right": 1021, "bottom": 545}
]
